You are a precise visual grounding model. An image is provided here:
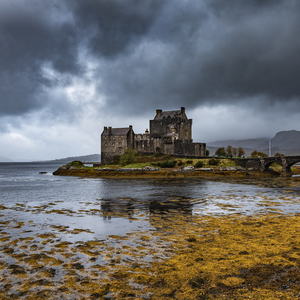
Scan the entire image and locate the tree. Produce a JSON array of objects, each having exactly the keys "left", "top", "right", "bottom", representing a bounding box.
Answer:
[
  {"left": 215, "top": 147, "right": 226, "bottom": 157},
  {"left": 226, "top": 145, "right": 232, "bottom": 156},
  {"left": 206, "top": 149, "right": 210, "bottom": 156},
  {"left": 274, "top": 153, "right": 284, "bottom": 157},
  {"left": 232, "top": 147, "right": 238, "bottom": 157},
  {"left": 238, "top": 147, "right": 245, "bottom": 157},
  {"left": 251, "top": 150, "right": 267, "bottom": 158}
]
